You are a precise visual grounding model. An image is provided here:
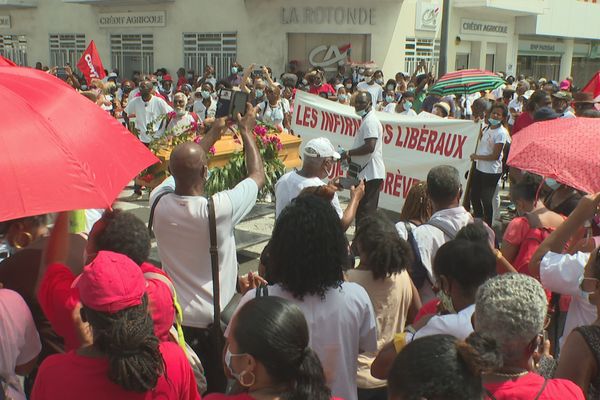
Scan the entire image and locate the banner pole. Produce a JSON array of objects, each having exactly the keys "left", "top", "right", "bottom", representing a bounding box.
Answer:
[{"left": 462, "top": 121, "right": 483, "bottom": 210}]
